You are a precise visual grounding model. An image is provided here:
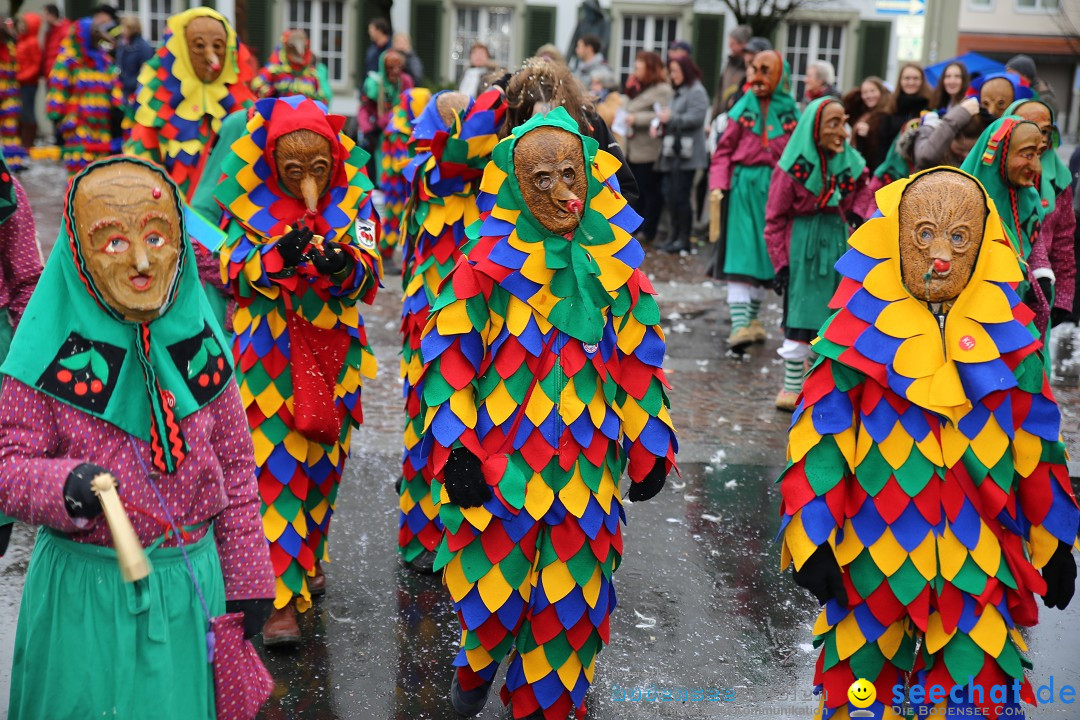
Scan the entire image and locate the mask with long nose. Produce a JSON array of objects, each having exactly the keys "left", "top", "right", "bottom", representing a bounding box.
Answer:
[
  {"left": 284, "top": 29, "right": 308, "bottom": 67},
  {"left": 75, "top": 163, "right": 181, "bottom": 322},
  {"left": 899, "top": 171, "right": 986, "bottom": 304},
  {"left": 514, "top": 126, "right": 588, "bottom": 236},
  {"left": 185, "top": 16, "right": 227, "bottom": 83},
  {"left": 274, "top": 129, "right": 334, "bottom": 217}
]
